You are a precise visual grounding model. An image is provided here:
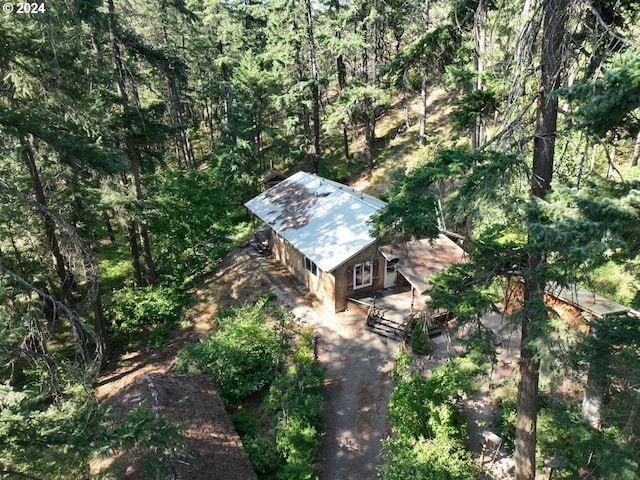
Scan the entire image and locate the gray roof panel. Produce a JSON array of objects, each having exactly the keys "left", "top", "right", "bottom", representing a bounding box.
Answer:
[{"left": 245, "top": 171, "right": 386, "bottom": 272}]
